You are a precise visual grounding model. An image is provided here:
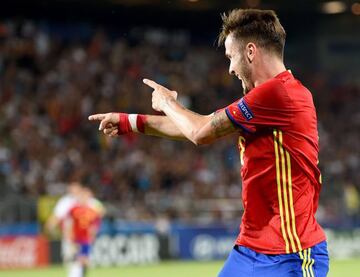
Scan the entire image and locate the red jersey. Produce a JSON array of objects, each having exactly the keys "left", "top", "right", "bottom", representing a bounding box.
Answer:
[
  {"left": 69, "top": 204, "right": 100, "bottom": 243},
  {"left": 225, "top": 70, "right": 326, "bottom": 254}
]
